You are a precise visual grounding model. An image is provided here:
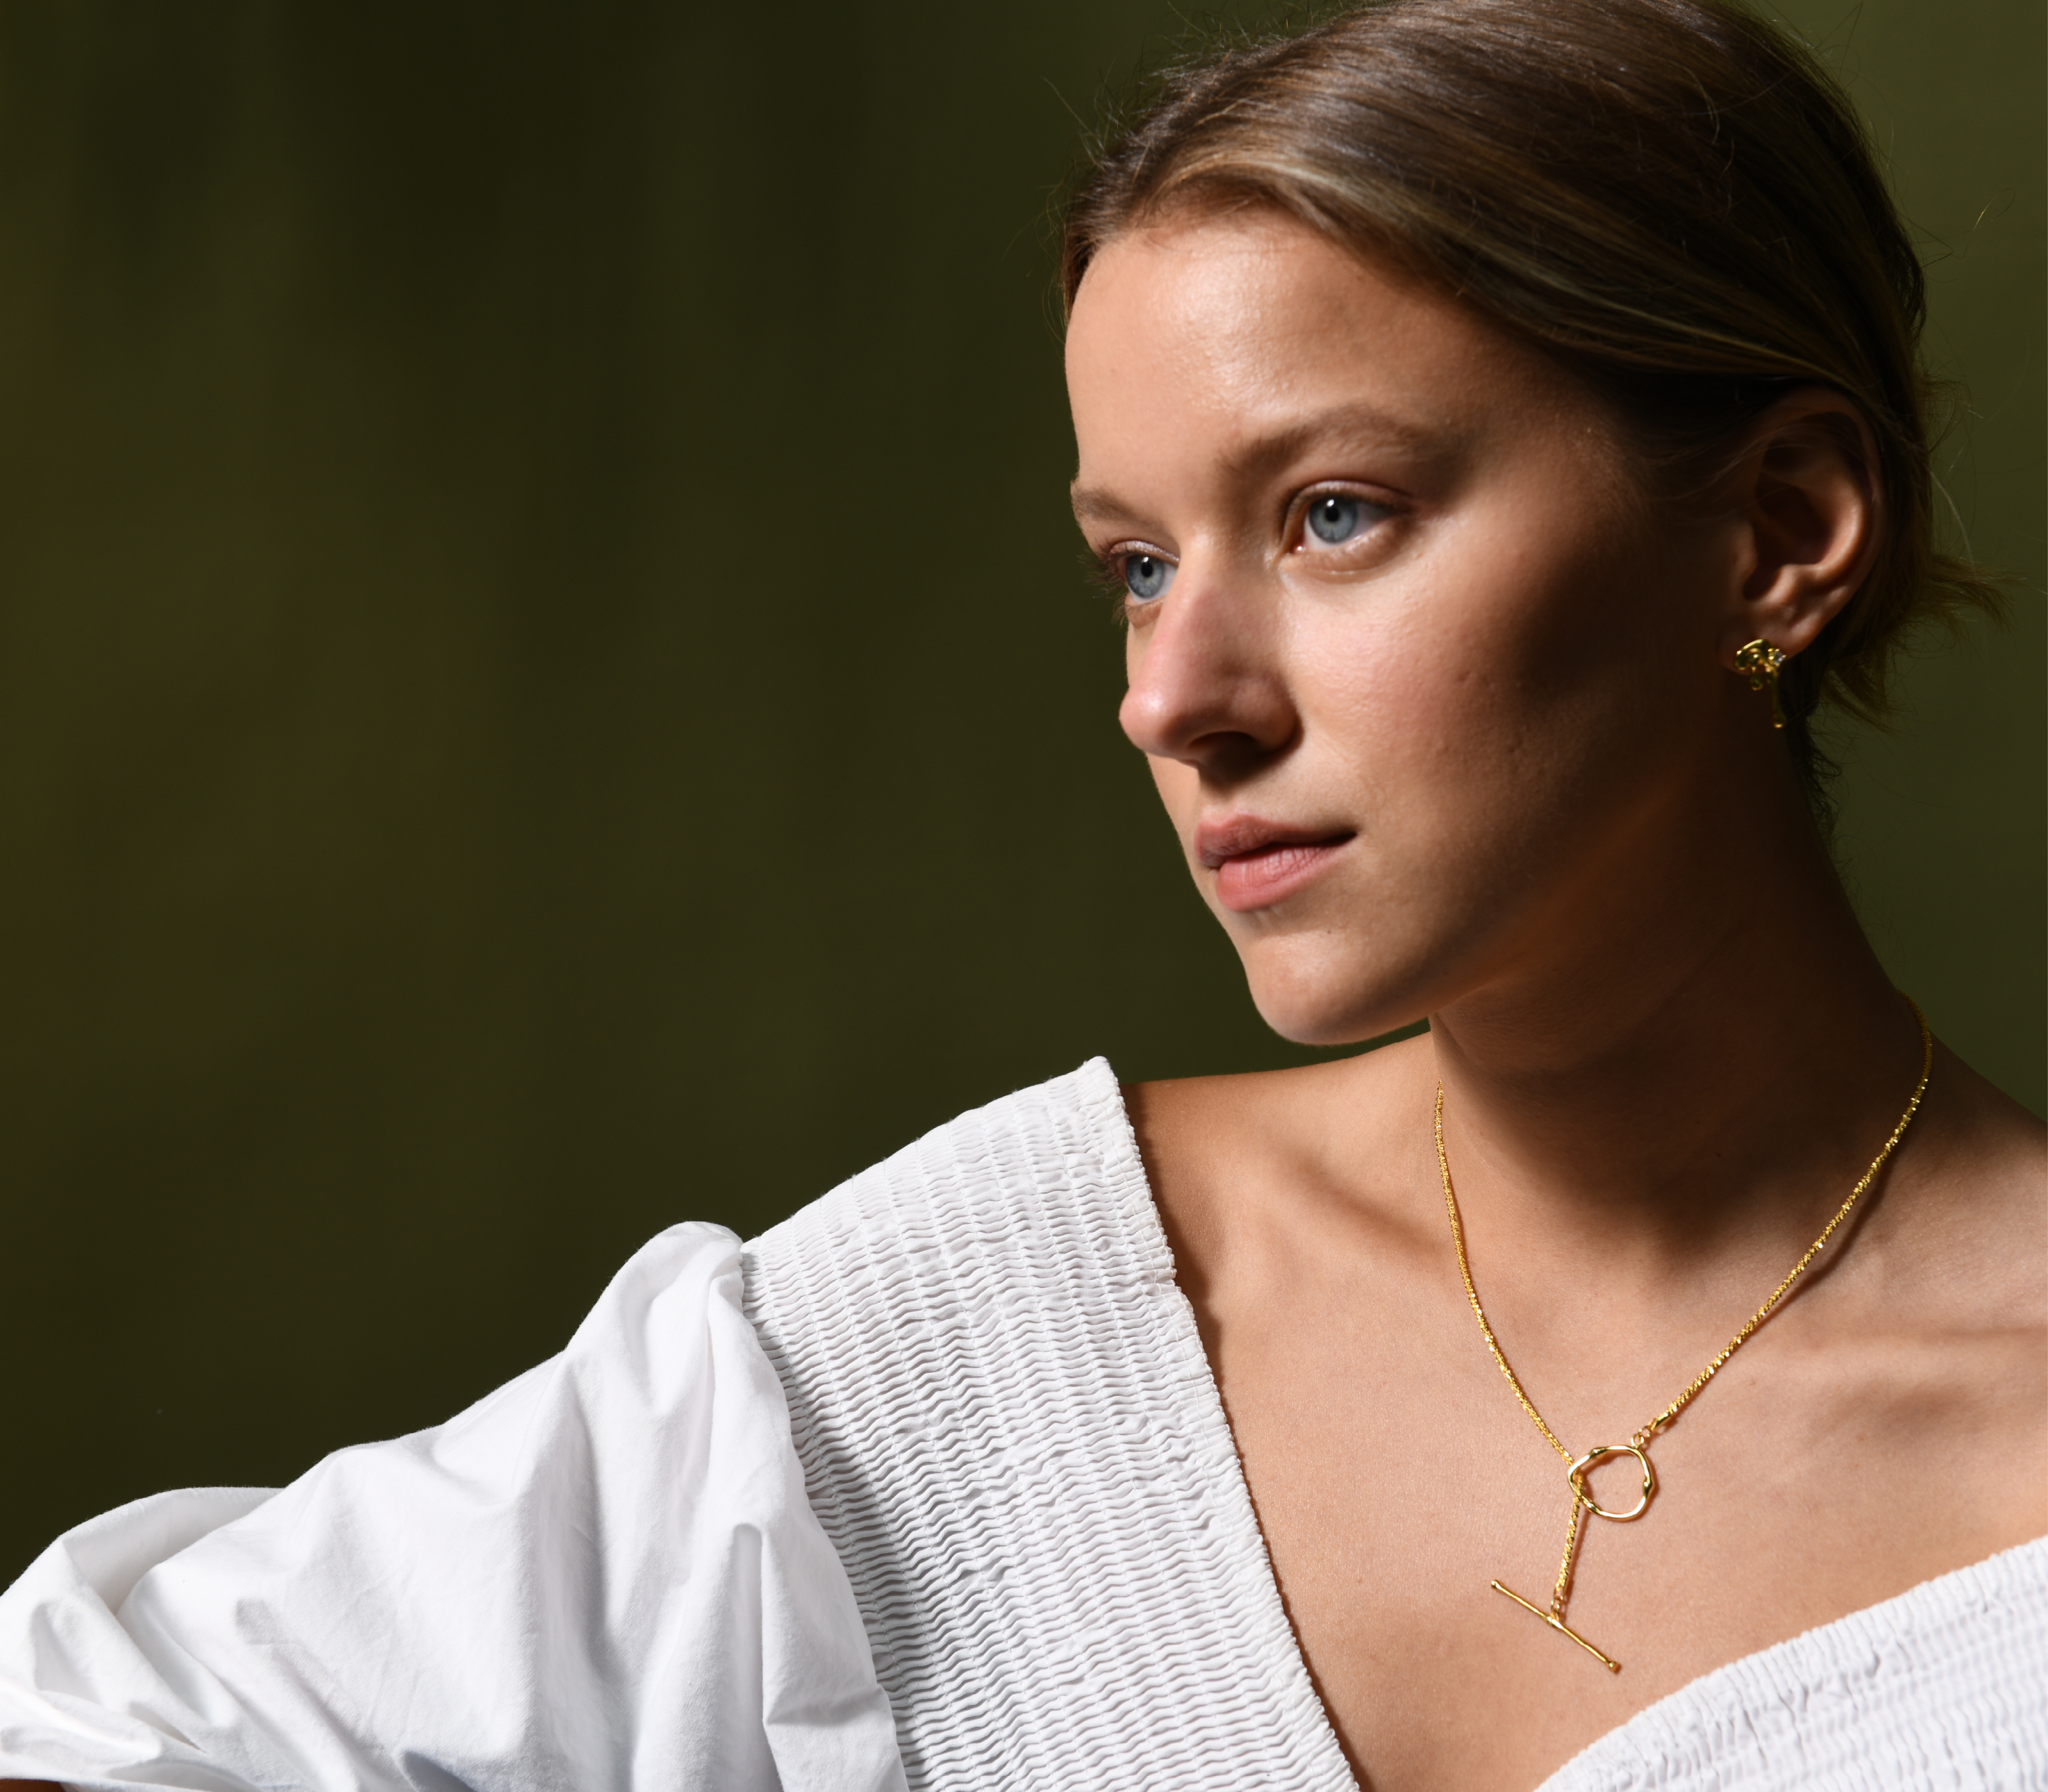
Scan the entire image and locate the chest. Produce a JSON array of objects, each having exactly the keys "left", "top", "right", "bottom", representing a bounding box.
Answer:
[{"left": 1209, "top": 1260, "right": 2040, "bottom": 1792}]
